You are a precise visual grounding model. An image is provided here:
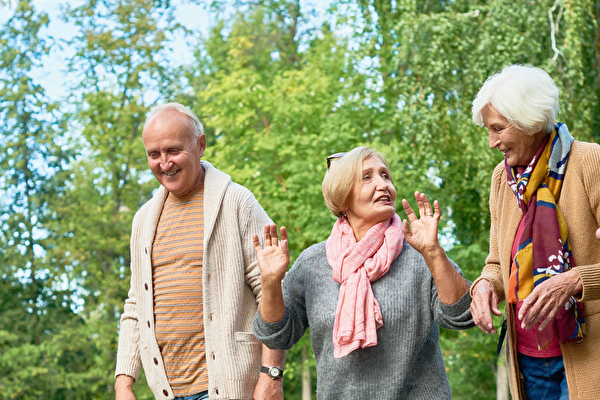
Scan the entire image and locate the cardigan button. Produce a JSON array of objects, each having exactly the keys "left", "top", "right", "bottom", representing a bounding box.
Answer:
[
  {"left": 163, "top": 389, "right": 168, "bottom": 396},
  {"left": 145, "top": 283, "right": 149, "bottom": 290},
  {"left": 145, "top": 247, "right": 148, "bottom": 254},
  {"left": 147, "top": 320, "right": 151, "bottom": 328},
  {"left": 153, "top": 357, "right": 158, "bottom": 365}
]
